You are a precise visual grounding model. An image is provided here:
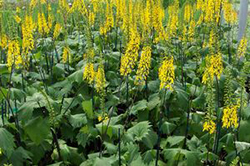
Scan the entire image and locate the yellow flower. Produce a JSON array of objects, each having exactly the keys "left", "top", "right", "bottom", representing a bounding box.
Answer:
[
  {"left": 100, "top": 2, "right": 114, "bottom": 36},
  {"left": 120, "top": 30, "right": 140, "bottom": 76},
  {"left": 22, "top": 15, "right": 35, "bottom": 67},
  {"left": 53, "top": 23, "right": 62, "bottom": 39},
  {"left": 30, "top": 0, "right": 37, "bottom": 9},
  {"left": 83, "top": 63, "right": 95, "bottom": 85},
  {"left": 166, "top": 2, "right": 179, "bottom": 39},
  {"left": 98, "top": 113, "right": 109, "bottom": 123},
  {"left": 14, "top": 15, "right": 21, "bottom": 24},
  {"left": 184, "top": 4, "right": 193, "bottom": 22},
  {"left": 135, "top": 46, "right": 152, "bottom": 85},
  {"left": 202, "top": 53, "right": 223, "bottom": 84},
  {"left": 38, "top": 12, "right": 49, "bottom": 35},
  {"left": 0, "top": 0, "right": 3, "bottom": 8},
  {"left": 7, "top": 40, "right": 22, "bottom": 71},
  {"left": 62, "top": 46, "right": 71, "bottom": 64},
  {"left": 222, "top": 104, "right": 239, "bottom": 129},
  {"left": 238, "top": 37, "right": 247, "bottom": 58},
  {"left": 203, "top": 119, "right": 216, "bottom": 134},
  {"left": 95, "top": 65, "right": 106, "bottom": 93},
  {"left": 0, "top": 34, "right": 8, "bottom": 49},
  {"left": 59, "top": 0, "right": 70, "bottom": 12},
  {"left": 158, "top": 56, "right": 175, "bottom": 91},
  {"left": 41, "top": 0, "right": 46, "bottom": 4},
  {"left": 223, "top": 0, "right": 237, "bottom": 24},
  {"left": 88, "top": 12, "right": 95, "bottom": 26}
]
